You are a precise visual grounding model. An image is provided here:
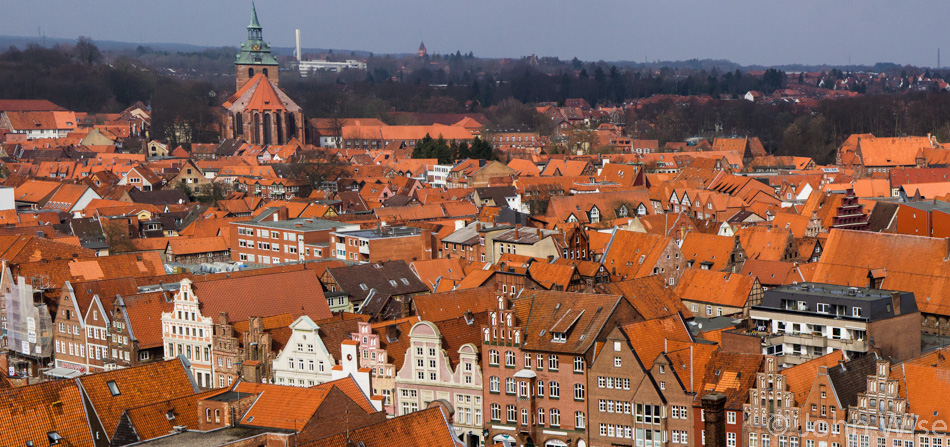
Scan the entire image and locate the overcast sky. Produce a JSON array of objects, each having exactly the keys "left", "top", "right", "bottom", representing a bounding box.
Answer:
[{"left": 2, "top": 0, "right": 947, "bottom": 67}]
